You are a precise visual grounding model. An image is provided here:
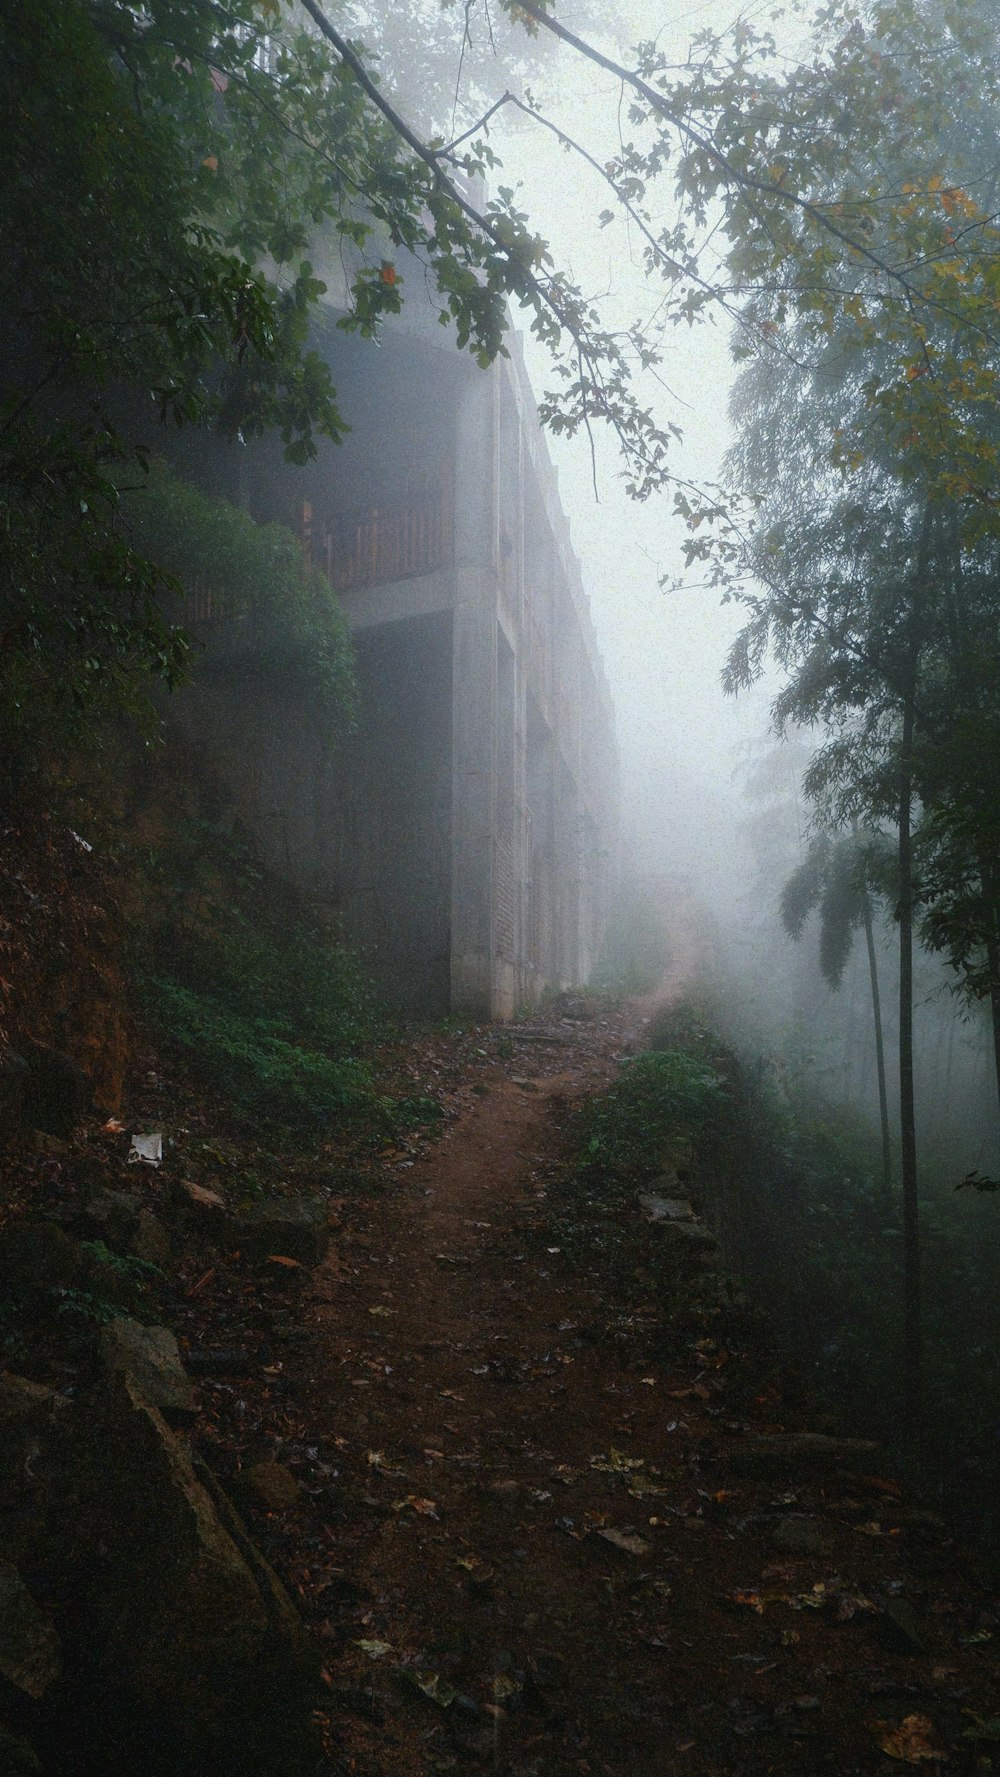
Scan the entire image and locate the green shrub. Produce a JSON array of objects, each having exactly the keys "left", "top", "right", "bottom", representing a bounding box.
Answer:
[
  {"left": 578, "top": 1048, "right": 725, "bottom": 1184},
  {"left": 124, "top": 459, "right": 357, "bottom": 736},
  {"left": 149, "top": 978, "right": 376, "bottom": 1126}
]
